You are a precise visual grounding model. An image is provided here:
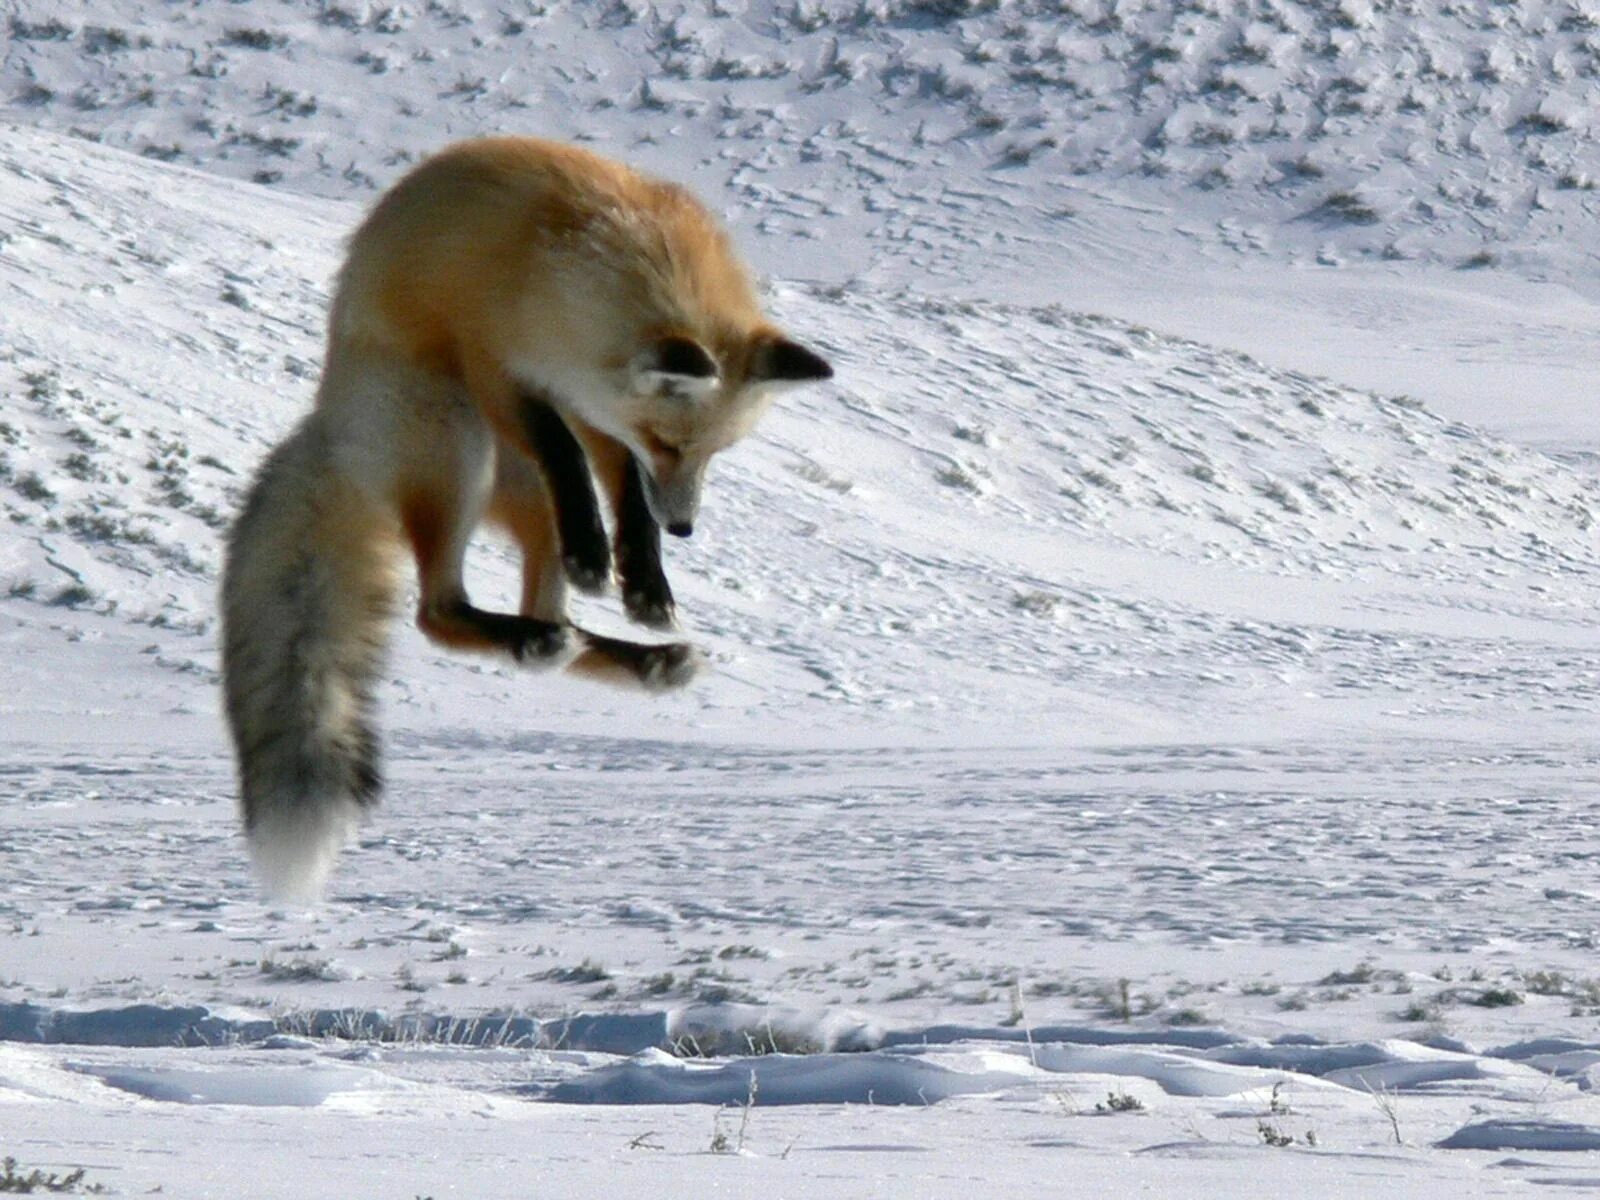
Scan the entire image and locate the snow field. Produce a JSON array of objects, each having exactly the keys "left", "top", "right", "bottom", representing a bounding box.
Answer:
[{"left": 4, "top": 0, "right": 1600, "bottom": 1194}]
